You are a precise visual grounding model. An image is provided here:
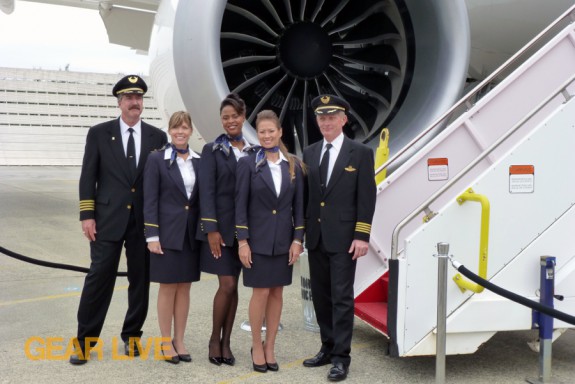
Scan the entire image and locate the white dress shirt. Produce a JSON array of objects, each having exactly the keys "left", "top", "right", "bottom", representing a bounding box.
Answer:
[
  {"left": 231, "top": 138, "right": 254, "bottom": 160},
  {"left": 163, "top": 146, "right": 201, "bottom": 198},
  {"left": 320, "top": 132, "right": 344, "bottom": 185},
  {"left": 267, "top": 151, "right": 288, "bottom": 197},
  {"left": 119, "top": 118, "right": 142, "bottom": 166}
]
